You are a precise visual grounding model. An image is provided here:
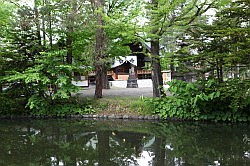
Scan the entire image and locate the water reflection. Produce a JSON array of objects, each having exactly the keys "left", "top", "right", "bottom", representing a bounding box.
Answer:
[{"left": 0, "top": 120, "right": 249, "bottom": 166}]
